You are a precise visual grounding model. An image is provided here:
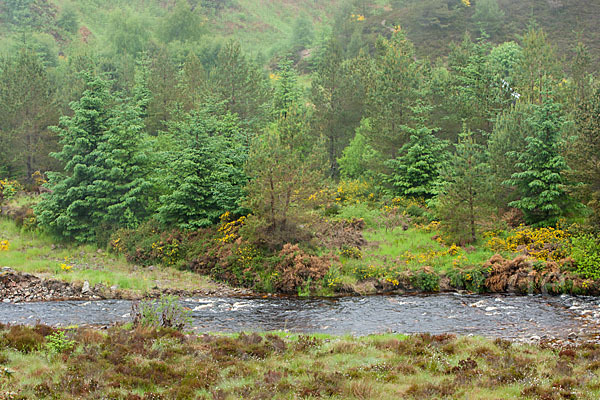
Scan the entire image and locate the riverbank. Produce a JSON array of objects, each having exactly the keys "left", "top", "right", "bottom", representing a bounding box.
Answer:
[
  {"left": 1, "top": 324, "right": 599, "bottom": 399},
  {"left": 1, "top": 203, "right": 598, "bottom": 299},
  {"left": 0, "top": 218, "right": 253, "bottom": 300},
  {"left": 0, "top": 268, "right": 252, "bottom": 303}
]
